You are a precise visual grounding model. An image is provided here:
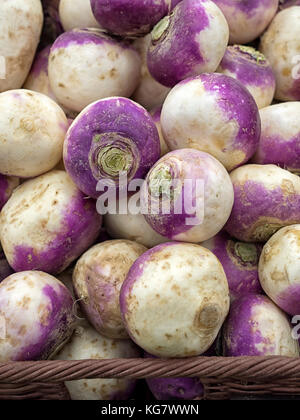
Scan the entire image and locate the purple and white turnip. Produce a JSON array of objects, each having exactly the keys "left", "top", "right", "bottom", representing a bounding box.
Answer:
[
  {"left": 201, "top": 232, "right": 263, "bottom": 300},
  {"left": 0, "top": 89, "right": 68, "bottom": 178},
  {"left": 225, "top": 164, "right": 300, "bottom": 242},
  {"left": 48, "top": 29, "right": 141, "bottom": 113},
  {"left": 64, "top": 97, "right": 160, "bottom": 199},
  {"left": 260, "top": 6, "right": 300, "bottom": 101},
  {"left": 141, "top": 149, "right": 234, "bottom": 243},
  {"left": 0, "top": 271, "right": 76, "bottom": 361},
  {"left": 59, "top": 0, "right": 101, "bottom": 32},
  {"left": 259, "top": 224, "right": 300, "bottom": 315},
  {"left": 212, "top": 0, "right": 279, "bottom": 44},
  {"left": 0, "top": 0, "right": 43, "bottom": 92},
  {"left": 252, "top": 102, "right": 300, "bottom": 172},
  {"left": 55, "top": 321, "right": 140, "bottom": 400},
  {"left": 223, "top": 294, "right": 299, "bottom": 357},
  {"left": 120, "top": 242, "right": 230, "bottom": 357},
  {"left": 218, "top": 45, "right": 276, "bottom": 109},
  {"left": 73, "top": 240, "right": 147, "bottom": 339},
  {"left": 0, "top": 170, "right": 102, "bottom": 274},
  {"left": 161, "top": 73, "right": 261, "bottom": 171},
  {"left": 147, "top": 0, "right": 229, "bottom": 87}
]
